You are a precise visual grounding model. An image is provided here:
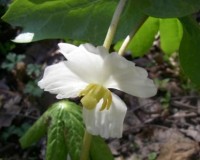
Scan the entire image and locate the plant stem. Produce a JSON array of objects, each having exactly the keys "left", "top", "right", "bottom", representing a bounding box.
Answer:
[
  {"left": 80, "top": 130, "right": 92, "bottom": 160},
  {"left": 80, "top": 1, "right": 127, "bottom": 160},
  {"left": 118, "top": 16, "right": 148, "bottom": 56},
  {"left": 103, "top": 0, "right": 127, "bottom": 50}
]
